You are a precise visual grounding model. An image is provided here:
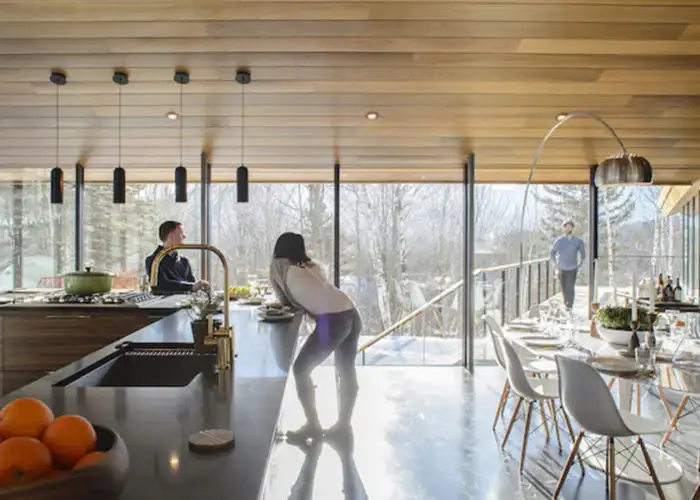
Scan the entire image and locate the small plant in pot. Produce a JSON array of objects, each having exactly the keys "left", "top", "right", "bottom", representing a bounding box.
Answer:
[
  {"left": 594, "top": 305, "right": 656, "bottom": 346},
  {"left": 183, "top": 291, "right": 221, "bottom": 353}
]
